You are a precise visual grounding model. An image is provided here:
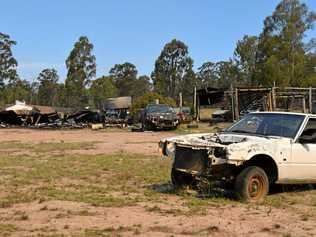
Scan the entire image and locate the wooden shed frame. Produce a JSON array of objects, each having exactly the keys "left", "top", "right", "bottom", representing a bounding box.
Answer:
[
  {"left": 228, "top": 87, "right": 316, "bottom": 121},
  {"left": 194, "top": 86, "right": 316, "bottom": 122}
]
